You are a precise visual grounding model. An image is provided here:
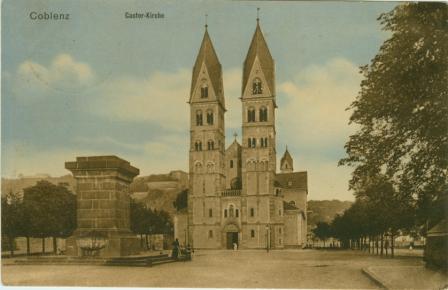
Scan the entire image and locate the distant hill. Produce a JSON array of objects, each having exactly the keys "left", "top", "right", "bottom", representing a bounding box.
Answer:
[
  {"left": 1, "top": 170, "right": 188, "bottom": 216},
  {"left": 2, "top": 174, "right": 350, "bottom": 225},
  {"left": 307, "top": 199, "right": 353, "bottom": 228}
]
